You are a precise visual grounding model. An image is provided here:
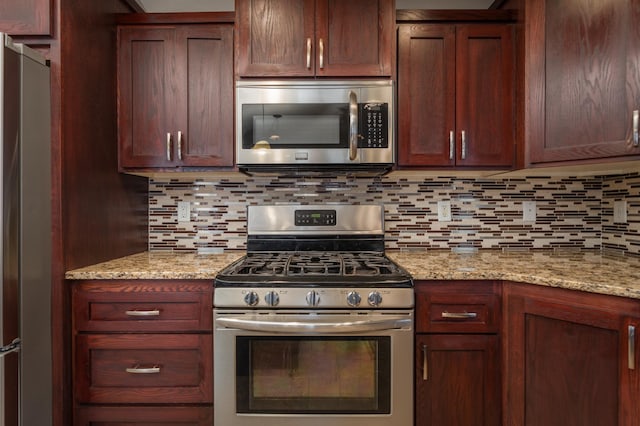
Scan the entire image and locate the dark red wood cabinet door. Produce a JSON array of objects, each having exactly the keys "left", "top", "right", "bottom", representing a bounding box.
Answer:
[
  {"left": 74, "top": 406, "right": 212, "bottom": 425},
  {"left": 0, "top": 0, "right": 51, "bottom": 36},
  {"left": 527, "top": 0, "right": 640, "bottom": 163},
  {"left": 174, "top": 25, "right": 234, "bottom": 167},
  {"left": 456, "top": 24, "right": 514, "bottom": 167},
  {"left": 118, "top": 26, "right": 176, "bottom": 168},
  {"left": 315, "top": 0, "right": 394, "bottom": 77},
  {"left": 397, "top": 24, "right": 456, "bottom": 166},
  {"left": 415, "top": 334, "right": 501, "bottom": 426},
  {"left": 236, "top": 0, "right": 316, "bottom": 77}
]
